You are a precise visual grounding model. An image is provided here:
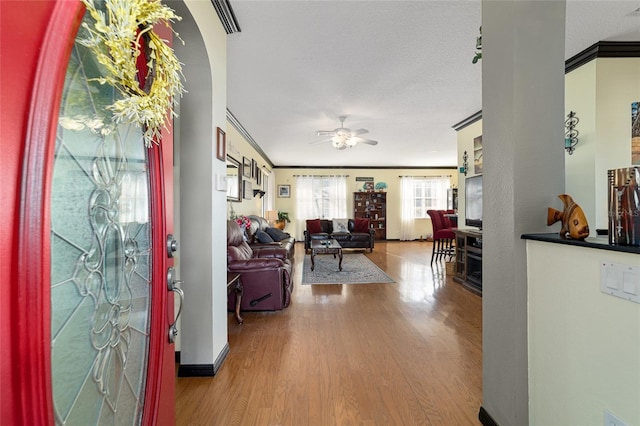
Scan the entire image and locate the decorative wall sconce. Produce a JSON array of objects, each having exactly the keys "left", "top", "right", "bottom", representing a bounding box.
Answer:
[
  {"left": 564, "top": 111, "right": 579, "bottom": 155},
  {"left": 460, "top": 150, "right": 469, "bottom": 176},
  {"left": 253, "top": 189, "right": 265, "bottom": 198}
]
